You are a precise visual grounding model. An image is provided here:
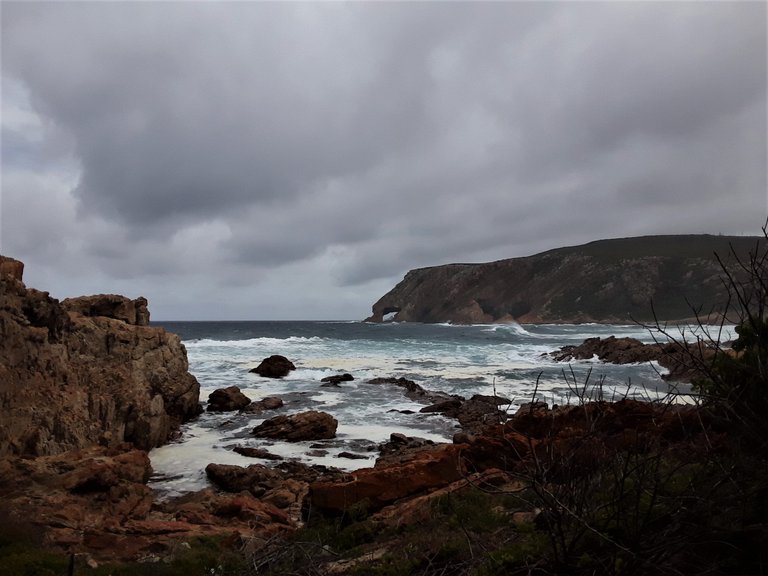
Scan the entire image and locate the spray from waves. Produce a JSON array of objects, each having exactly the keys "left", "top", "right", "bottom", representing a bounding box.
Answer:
[{"left": 480, "top": 322, "right": 549, "bottom": 339}]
